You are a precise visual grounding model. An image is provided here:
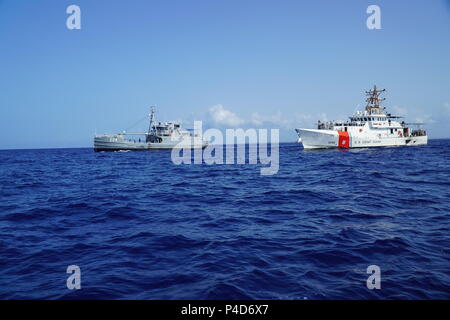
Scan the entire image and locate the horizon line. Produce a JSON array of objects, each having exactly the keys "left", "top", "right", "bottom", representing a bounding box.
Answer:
[{"left": 1, "top": 138, "right": 450, "bottom": 151}]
